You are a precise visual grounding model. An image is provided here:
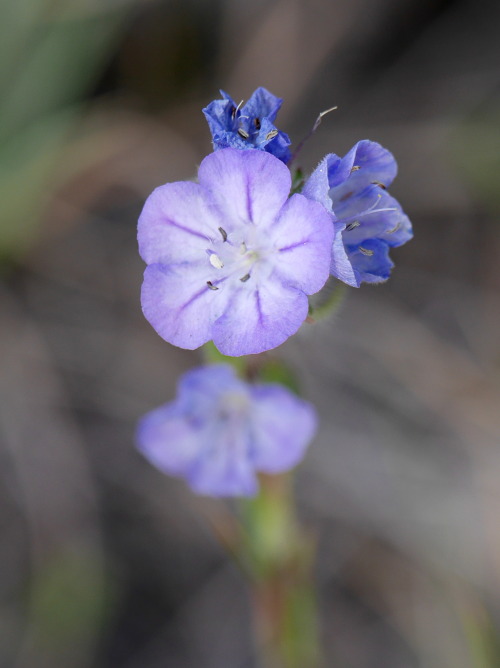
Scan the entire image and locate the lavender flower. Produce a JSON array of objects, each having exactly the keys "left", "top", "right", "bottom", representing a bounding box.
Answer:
[
  {"left": 303, "top": 140, "right": 413, "bottom": 286},
  {"left": 136, "top": 365, "right": 317, "bottom": 497},
  {"left": 138, "top": 148, "right": 334, "bottom": 356},
  {"left": 202, "top": 87, "right": 291, "bottom": 163}
]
